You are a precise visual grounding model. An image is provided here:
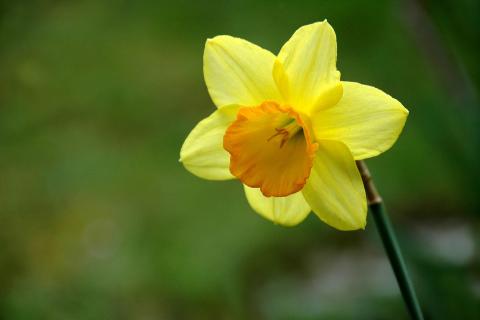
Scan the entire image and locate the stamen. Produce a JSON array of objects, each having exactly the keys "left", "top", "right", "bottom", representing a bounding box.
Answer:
[
  {"left": 267, "top": 119, "right": 303, "bottom": 148},
  {"left": 267, "top": 128, "right": 289, "bottom": 147}
]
